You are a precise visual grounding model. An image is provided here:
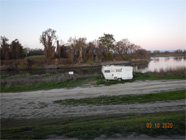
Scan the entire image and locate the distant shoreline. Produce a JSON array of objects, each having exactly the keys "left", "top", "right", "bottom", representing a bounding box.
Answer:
[{"left": 151, "top": 53, "right": 185, "bottom": 57}]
